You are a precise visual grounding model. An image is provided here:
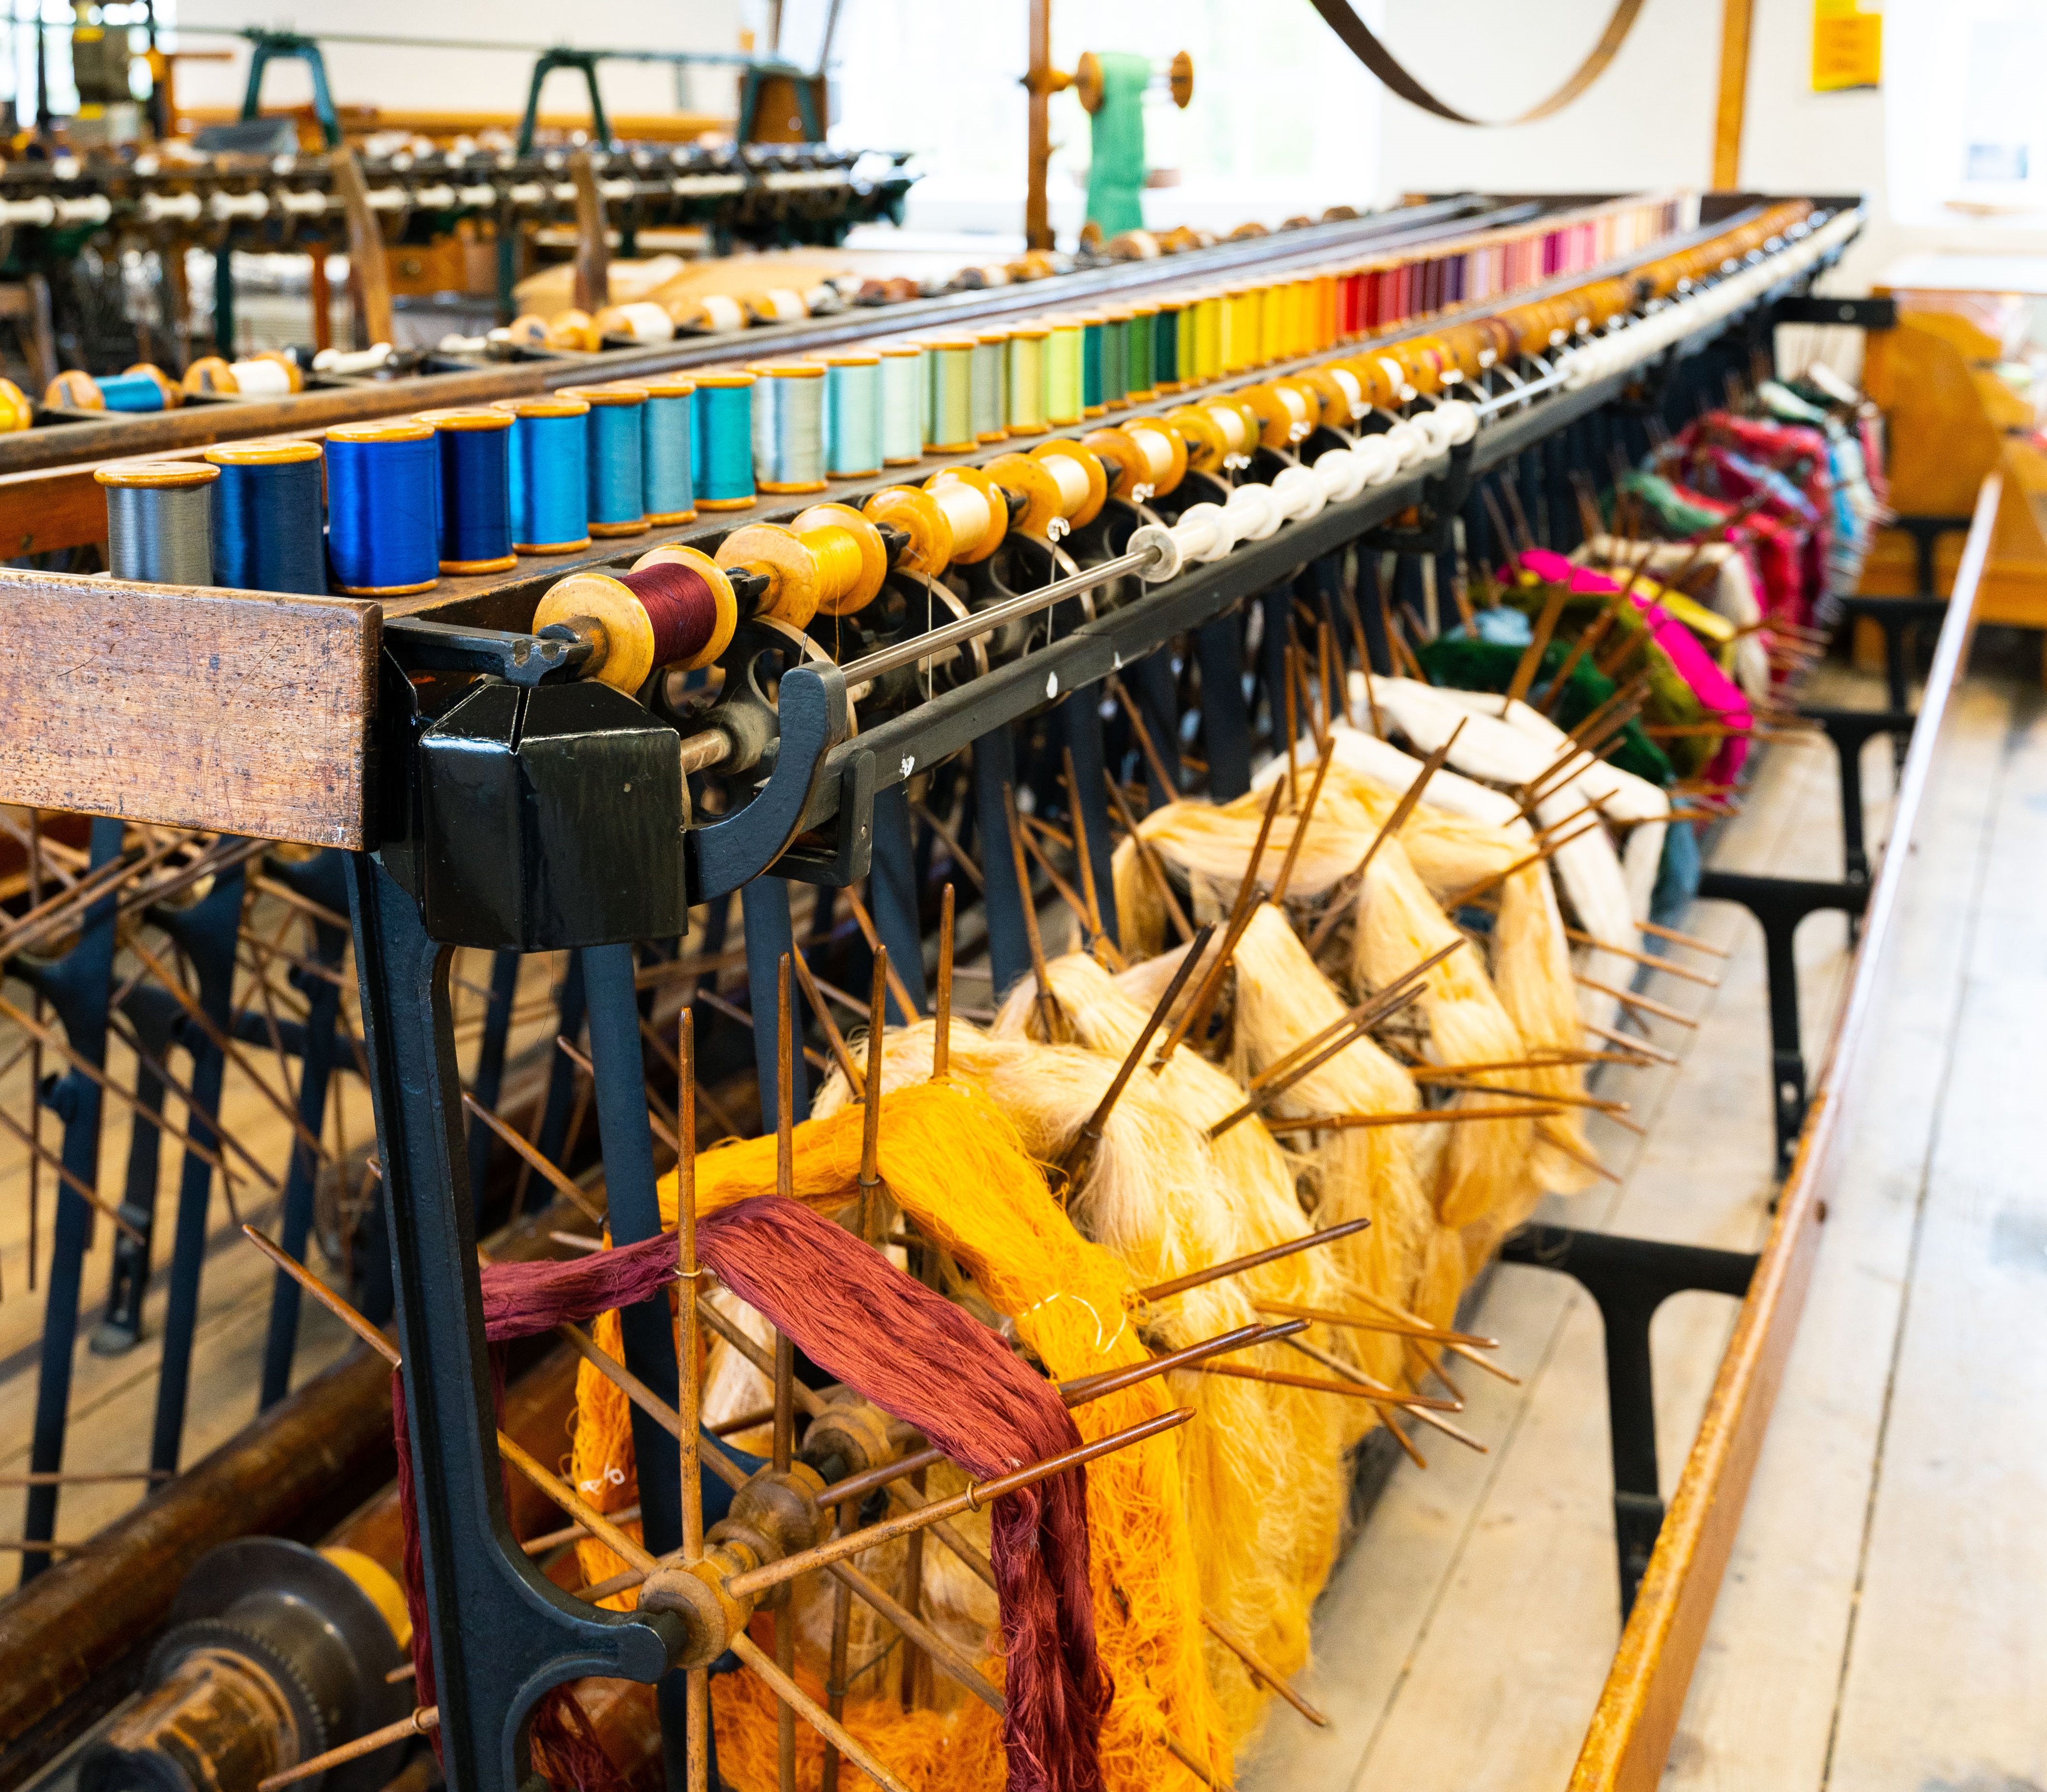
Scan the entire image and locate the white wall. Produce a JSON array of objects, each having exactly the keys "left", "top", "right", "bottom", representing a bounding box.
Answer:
[{"left": 163, "top": 0, "right": 743, "bottom": 123}]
